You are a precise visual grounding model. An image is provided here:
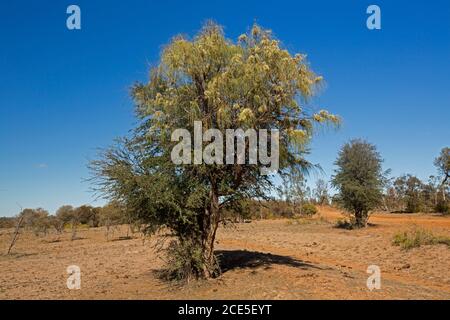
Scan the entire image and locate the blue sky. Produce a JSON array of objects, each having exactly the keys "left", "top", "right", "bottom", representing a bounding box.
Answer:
[{"left": 0, "top": 0, "right": 449, "bottom": 216}]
